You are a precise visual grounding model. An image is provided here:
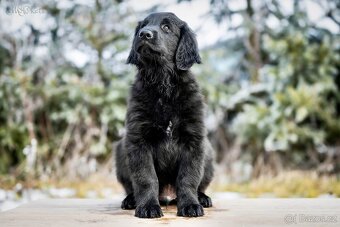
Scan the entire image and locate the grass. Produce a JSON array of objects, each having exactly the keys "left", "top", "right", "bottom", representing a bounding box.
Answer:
[
  {"left": 0, "top": 173, "right": 123, "bottom": 198},
  {"left": 1, "top": 171, "right": 339, "bottom": 198},
  {"left": 218, "top": 171, "right": 340, "bottom": 198}
]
